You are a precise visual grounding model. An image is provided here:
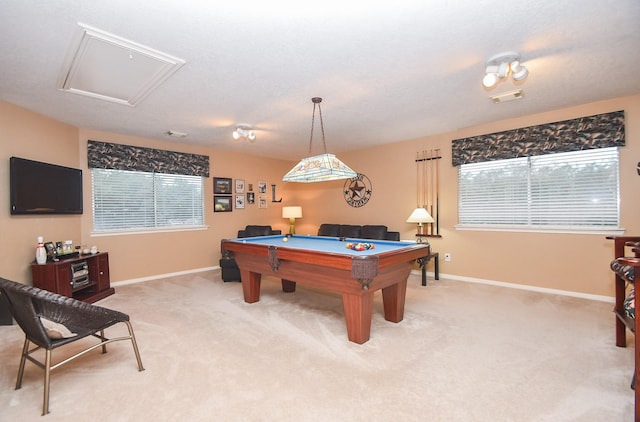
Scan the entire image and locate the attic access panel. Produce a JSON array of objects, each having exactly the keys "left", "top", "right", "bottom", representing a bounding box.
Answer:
[{"left": 57, "top": 23, "right": 185, "bottom": 106}]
